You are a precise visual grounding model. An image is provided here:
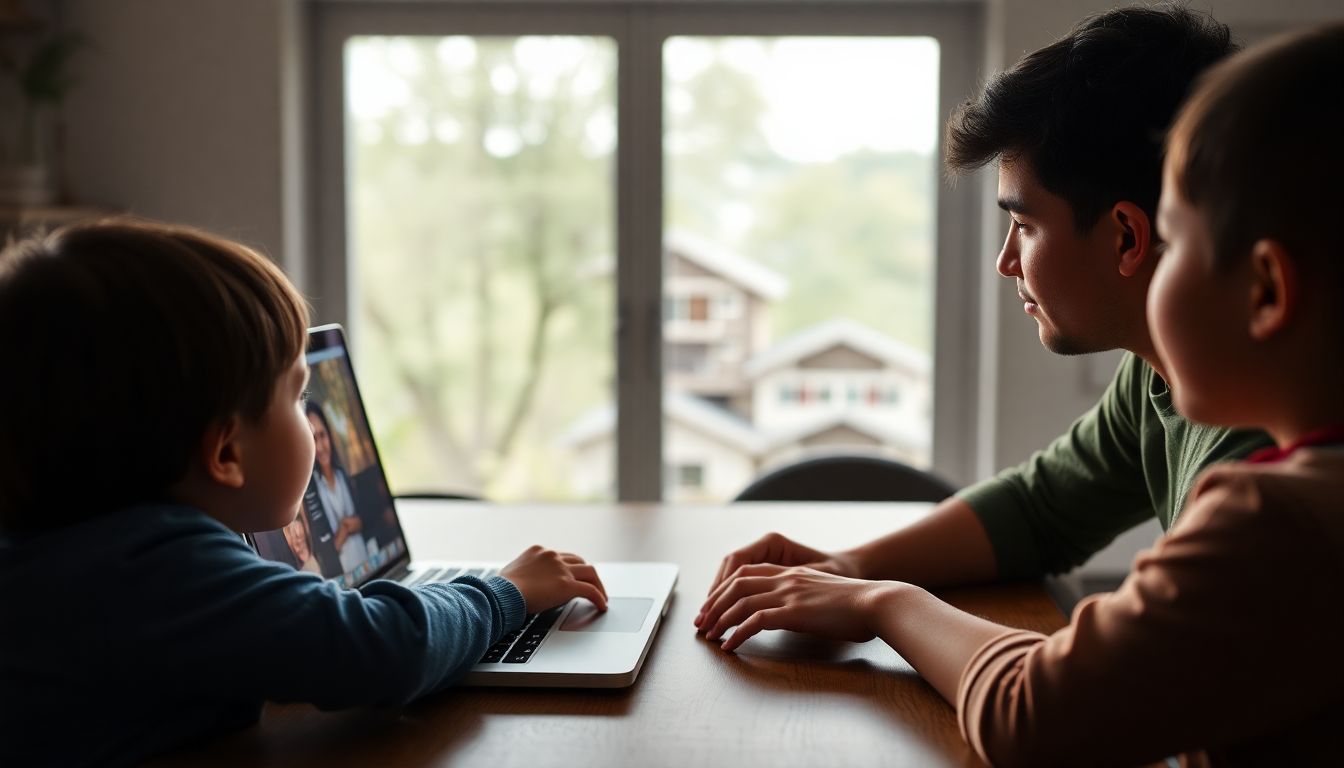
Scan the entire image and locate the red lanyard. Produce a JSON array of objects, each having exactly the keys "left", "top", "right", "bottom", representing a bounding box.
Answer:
[{"left": 1246, "top": 425, "right": 1344, "bottom": 464}]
